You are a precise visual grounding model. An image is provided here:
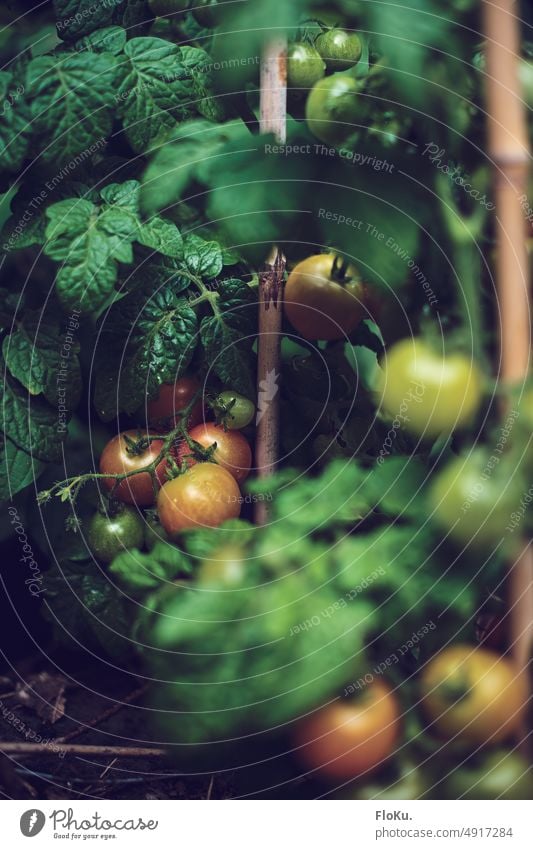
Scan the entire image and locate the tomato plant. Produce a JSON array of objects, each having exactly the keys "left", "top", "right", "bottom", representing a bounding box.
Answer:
[
  {"left": 157, "top": 463, "right": 242, "bottom": 533},
  {"left": 1, "top": 0, "right": 531, "bottom": 802},
  {"left": 420, "top": 646, "right": 528, "bottom": 745},
  {"left": 284, "top": 254, "right": 366, "bottom": 340}
]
